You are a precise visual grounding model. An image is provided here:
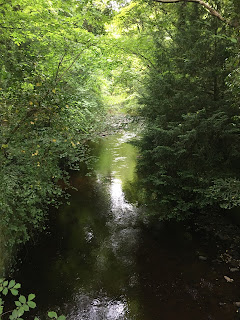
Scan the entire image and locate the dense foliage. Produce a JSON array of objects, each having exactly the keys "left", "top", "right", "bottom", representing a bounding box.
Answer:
[
  {"left": 135, "top": 1, "right": 240, "bottom": 219},
  {"left": 0, "top": 0, "right": 110, "bottom": 250},
  {"left": 0, "top": 278, "right": 65, "bottom": 320}
]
